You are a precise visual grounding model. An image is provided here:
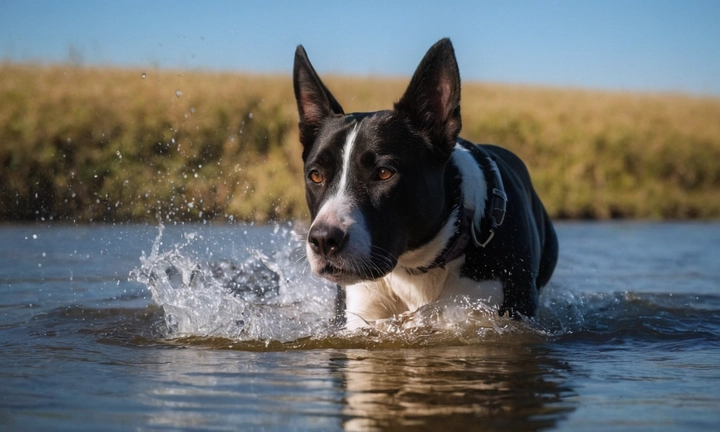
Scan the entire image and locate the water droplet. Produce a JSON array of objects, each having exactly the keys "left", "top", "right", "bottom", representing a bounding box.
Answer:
[
  {"left": 141, "top": 72, "right": 147, "bottom": 79},
  {"left": 32, "top": 234, "right": 37, "bottom": 239},
  {"left": 175, "top": 90, "right": 183, "bottom": 98},
  {"left": 248, "top": 112, "right": 253, "bottom": 119}
]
